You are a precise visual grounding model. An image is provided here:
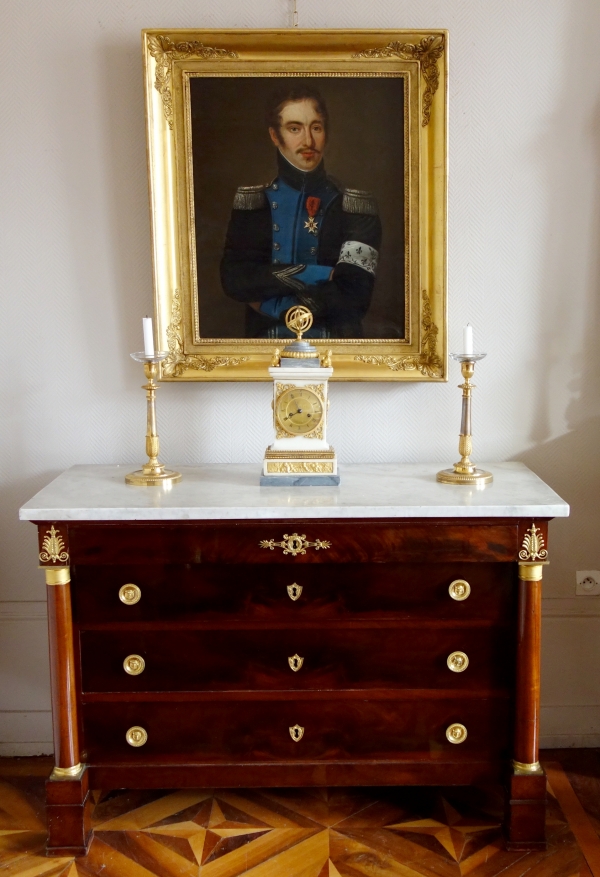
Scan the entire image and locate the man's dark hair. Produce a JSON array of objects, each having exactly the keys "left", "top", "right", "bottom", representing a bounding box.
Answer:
[{"left": 265, "top": 84, "right": 329, "bottom": 142}]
